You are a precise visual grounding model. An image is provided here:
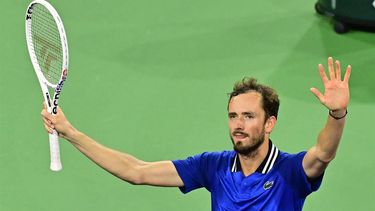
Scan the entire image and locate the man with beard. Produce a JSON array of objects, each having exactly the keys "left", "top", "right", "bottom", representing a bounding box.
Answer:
[{"left": 41, "top": 57, "right": 351, "bottom": 210}]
